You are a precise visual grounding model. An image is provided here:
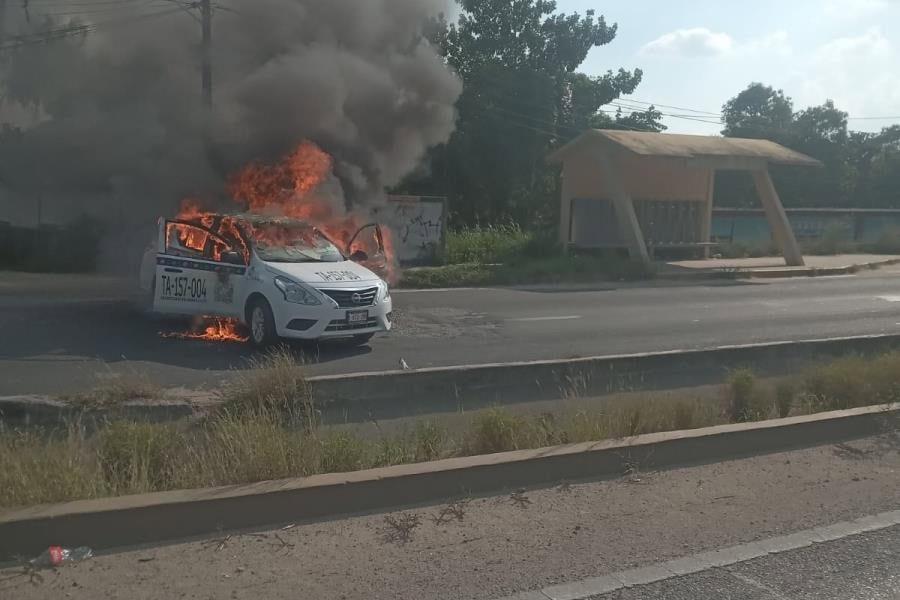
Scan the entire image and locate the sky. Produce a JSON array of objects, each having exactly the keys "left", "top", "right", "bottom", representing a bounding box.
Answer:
[{"left": 557, "top": 0, "right": 900, "bottom": 134}]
